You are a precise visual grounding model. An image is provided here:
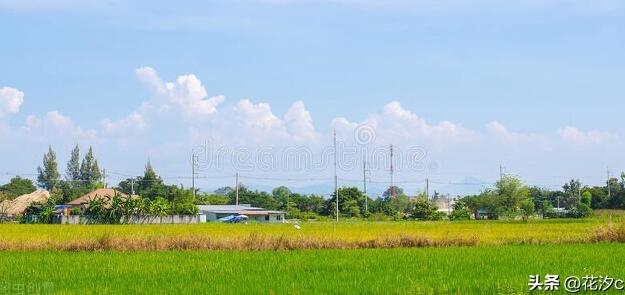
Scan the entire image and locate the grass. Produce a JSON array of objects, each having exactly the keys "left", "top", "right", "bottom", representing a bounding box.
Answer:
[
  {"left": 0, "top": 243, "right": 624, "bottom": 294},
  {"left": 0, "top": 219, "right": 617, "bottom": 250}
]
